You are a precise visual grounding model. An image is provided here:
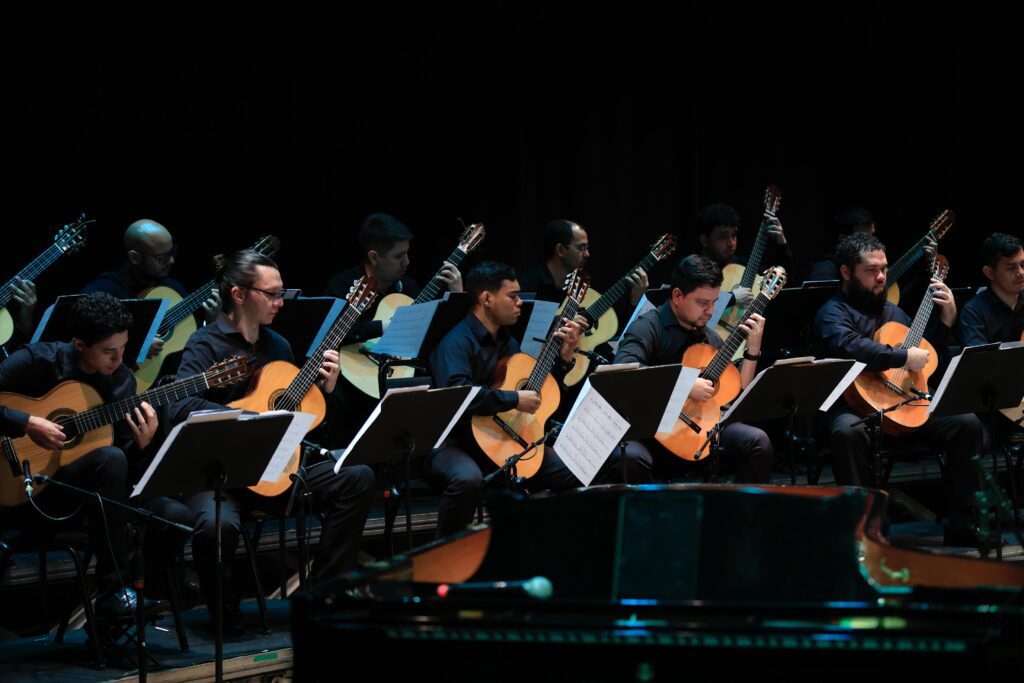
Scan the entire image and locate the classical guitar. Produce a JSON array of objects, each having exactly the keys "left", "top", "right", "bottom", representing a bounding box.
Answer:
[
  {"left": 340, "top": 223, "right": 485, "bottom": 399},
  {"left": 0, "top": 356, "right": 251, "bottom": 507},
  {"left": 884, "top": 209, "right": 954, "bottom": 305},
  {"left": 656, "top": 266, "right": 787, "bottom": 461},
  {"left": 472, "top": 269, "right": 589, "bottom": 479}
]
